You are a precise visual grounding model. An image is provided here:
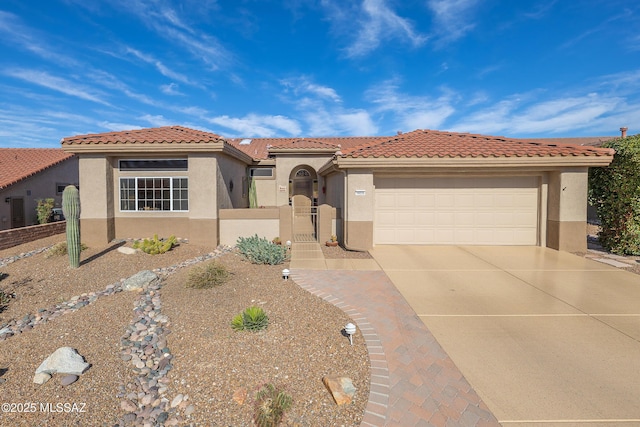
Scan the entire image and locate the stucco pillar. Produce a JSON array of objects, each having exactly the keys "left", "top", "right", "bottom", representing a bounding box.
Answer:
[
  {"left": 188, "top": 154, "right": 218, "bottom": 246},
  {"left": 317, "top": 204, "right": 335, "bottom": 244},
  {"left": 278, "top": 205, "right": 292, "bottom": 244},
  {"left": 547, "top": 168, "right": 588, "bottom": 253},
  {"left": 344, "top": 170, "right": 374, "bottom": 251},
  {"left": 78, "top": 155, "right": 114, "bottom": 246}
]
